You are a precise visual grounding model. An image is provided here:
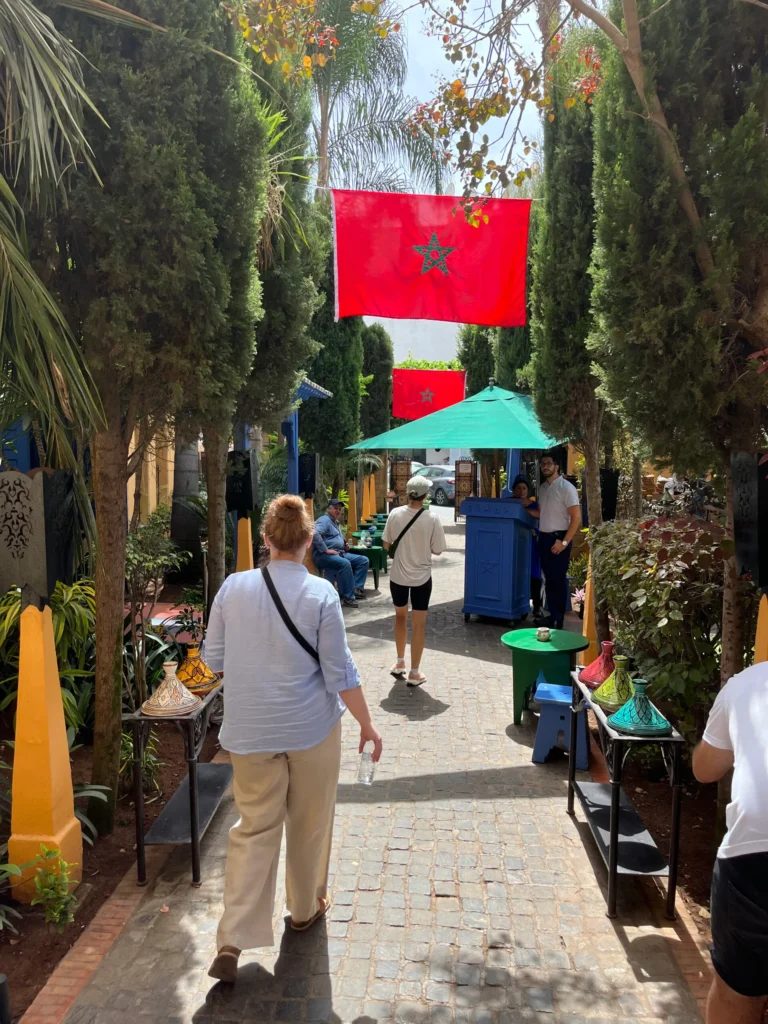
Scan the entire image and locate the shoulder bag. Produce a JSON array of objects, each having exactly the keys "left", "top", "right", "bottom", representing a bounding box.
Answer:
[
  {"left": 261, "top": 563, "right": 320, "bottom": 661},
  {"left": 387, "top": 507, "right": 426, "bottom": 560}
]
